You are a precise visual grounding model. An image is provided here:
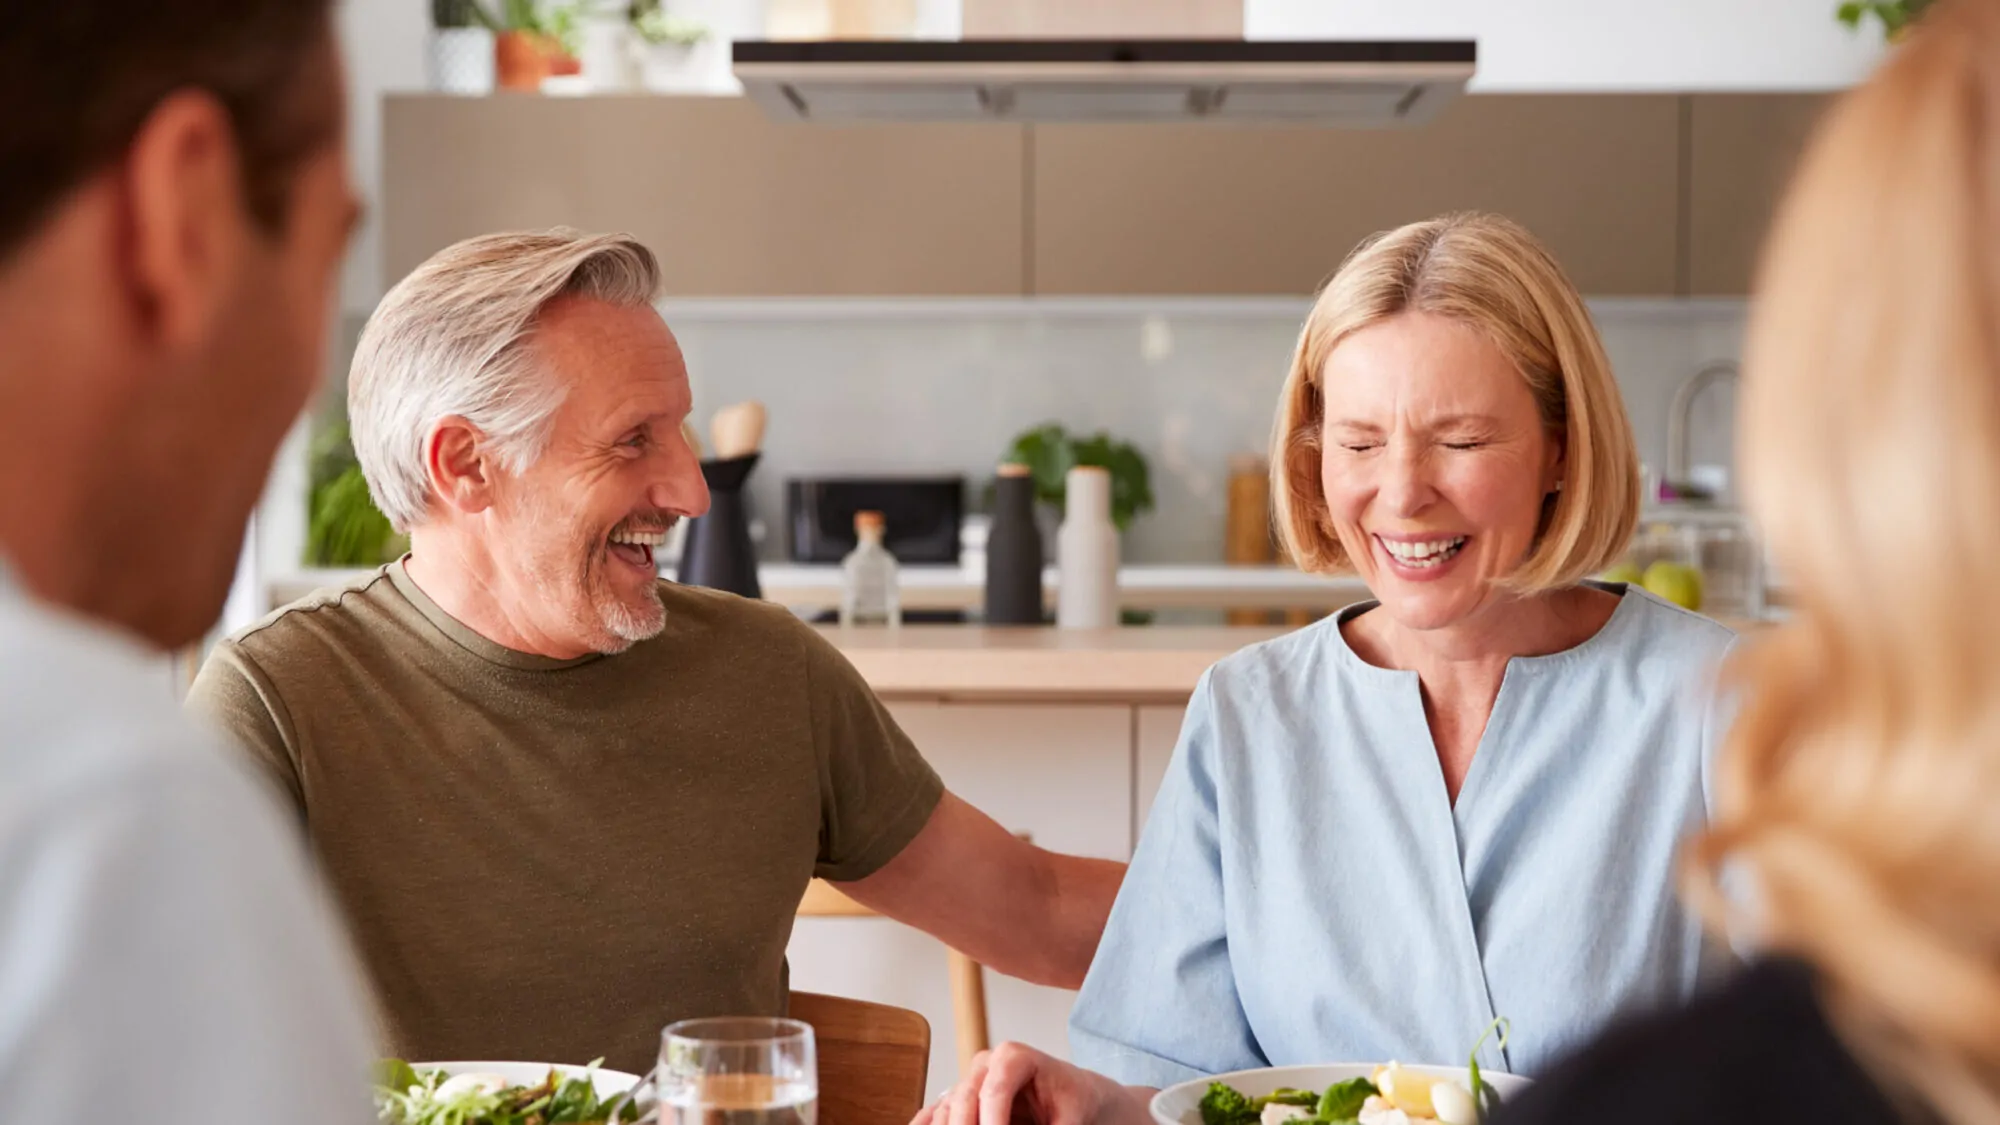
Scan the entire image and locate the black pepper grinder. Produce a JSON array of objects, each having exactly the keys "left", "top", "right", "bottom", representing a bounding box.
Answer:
[
  {"left": 983, "top": 462, "right": 1045, "bottom": 625},
  {"left": 677, "top": 401, "right": 767, "bottom": 600},
  {"left": 677, "top": 454, "right": 762, "bottom": 599}
]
